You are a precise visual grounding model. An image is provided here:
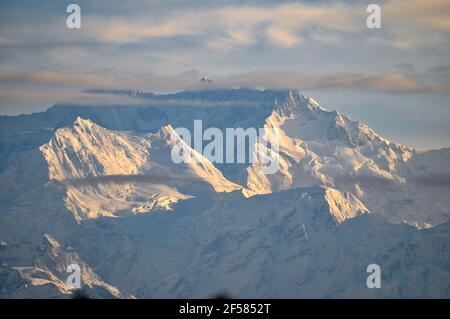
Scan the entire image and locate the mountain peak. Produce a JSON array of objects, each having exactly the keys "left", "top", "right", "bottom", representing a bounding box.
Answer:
[
  {"left": 155, "top": 124, "right": 175, "bottom": 137},
  {"left": 74, "top": 116, "right": 95, "bottom": 128},
  {"left": 276, "top": 90, "right": 327, "bottom": 120},
  {"left": 153, "top": 124, "right": 186, "bottom": 147}
]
